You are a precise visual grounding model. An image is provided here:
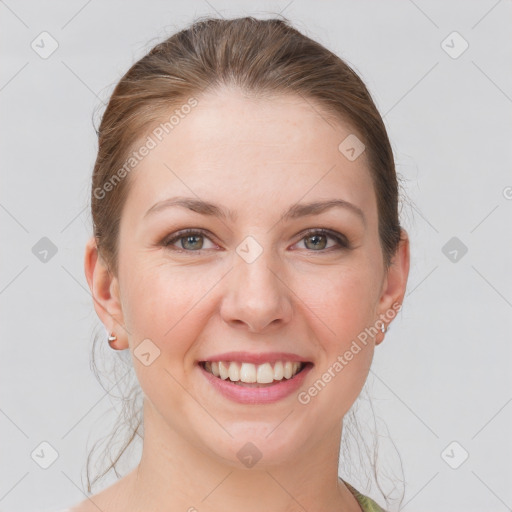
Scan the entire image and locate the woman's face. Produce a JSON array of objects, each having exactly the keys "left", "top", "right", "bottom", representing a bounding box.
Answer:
[{"left": 90, "top": 88, "right": 408, "bottom": 468}]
